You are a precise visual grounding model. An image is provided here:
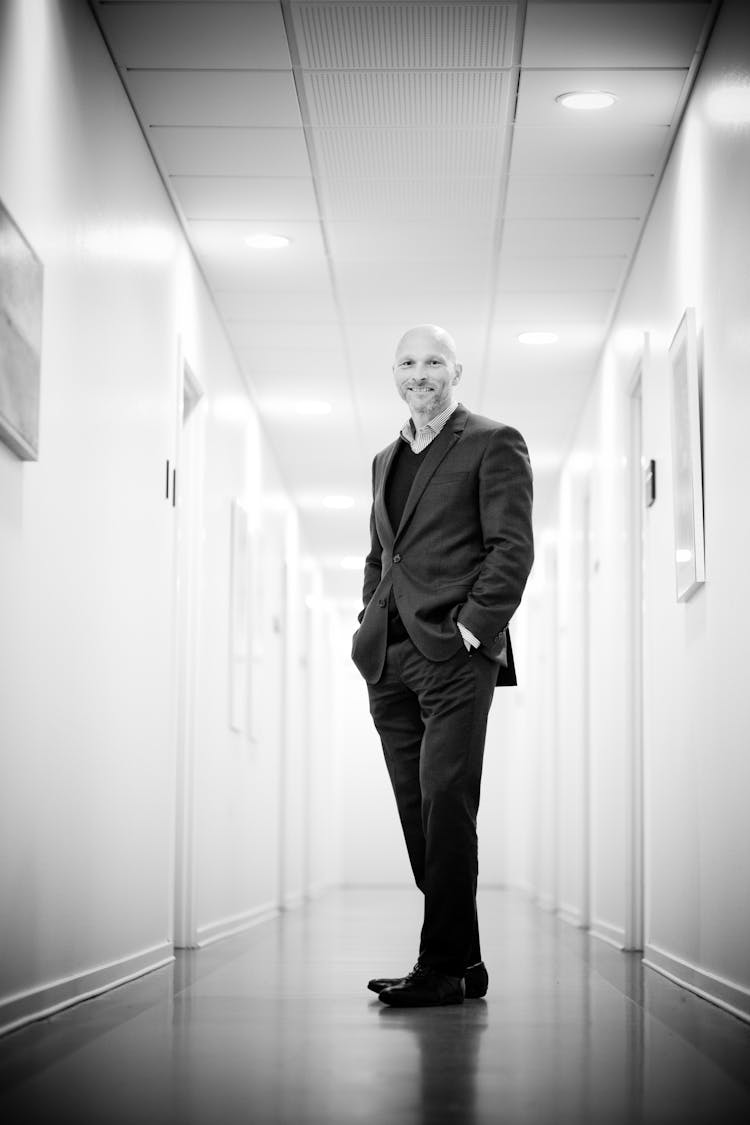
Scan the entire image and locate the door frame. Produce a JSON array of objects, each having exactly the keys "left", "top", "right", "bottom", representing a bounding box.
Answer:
[
  {"left": 625, "top": 343, "right": 647, "bottom": 951},
  {"left": 172, "top": 342, "right": 205, "bottom": 949}
]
